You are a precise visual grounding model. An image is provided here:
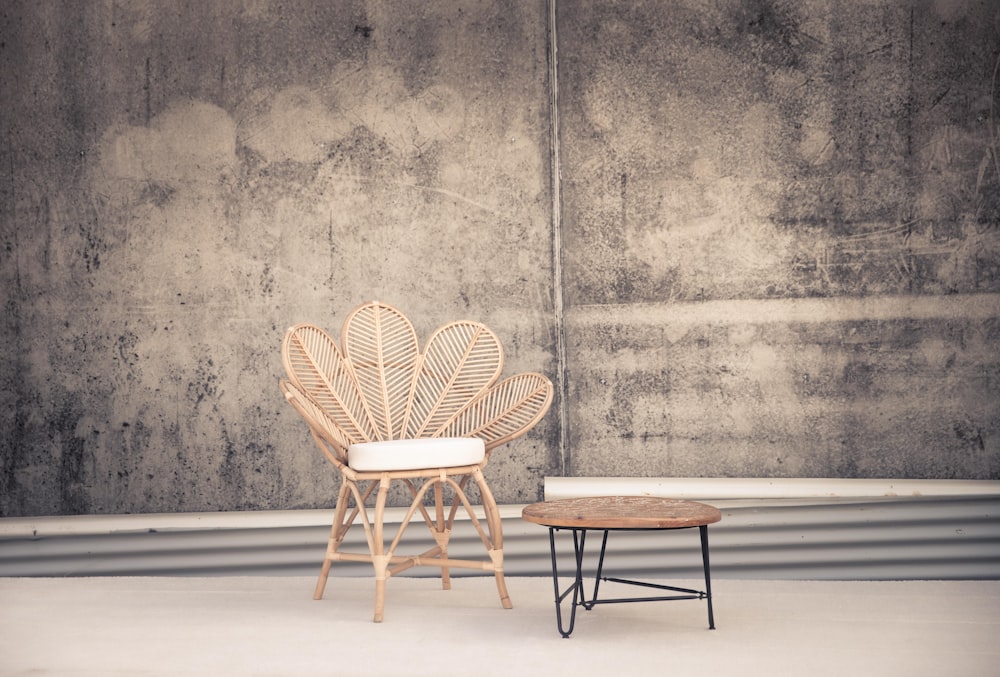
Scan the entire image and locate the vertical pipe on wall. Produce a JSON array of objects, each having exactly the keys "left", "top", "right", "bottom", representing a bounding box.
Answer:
[{"left": 546, "top": 0, "right": 569, "bottom": 476}]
